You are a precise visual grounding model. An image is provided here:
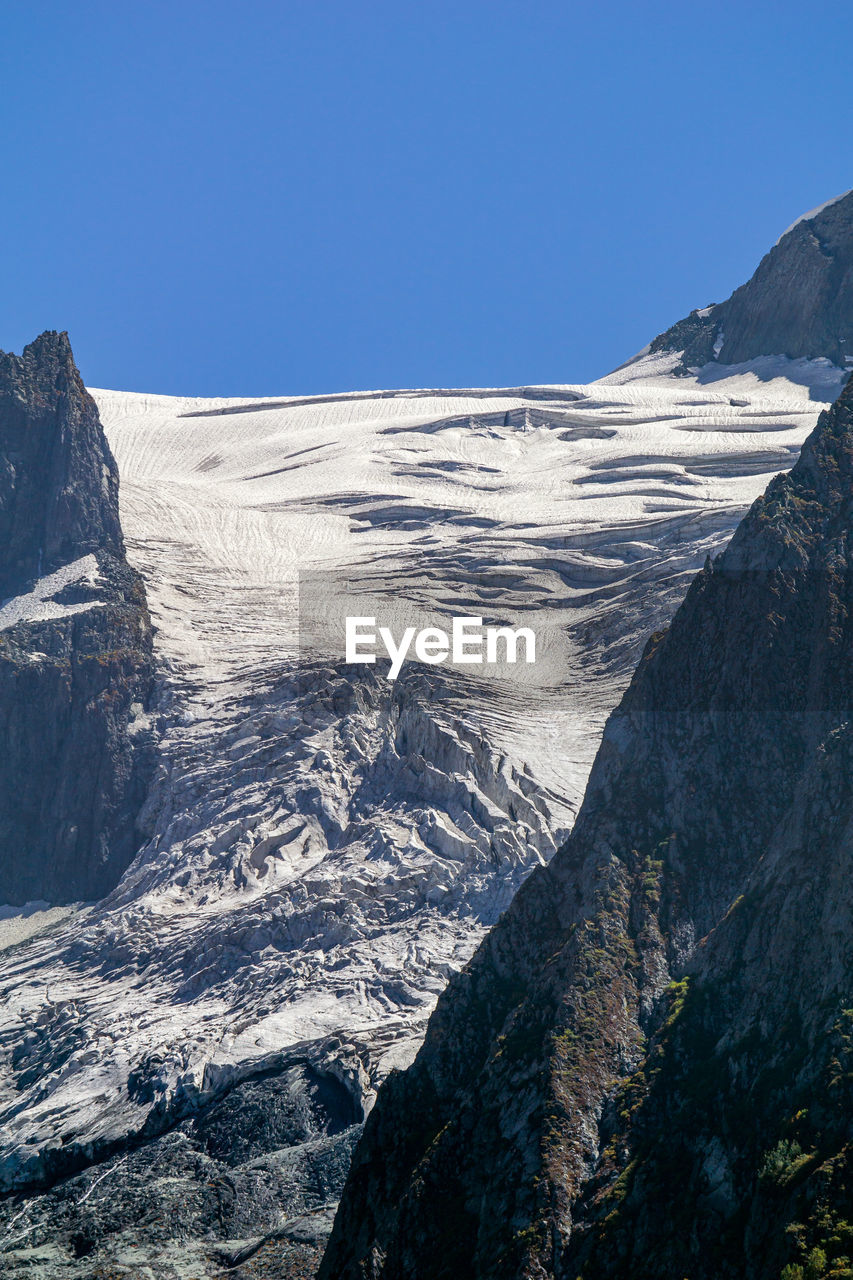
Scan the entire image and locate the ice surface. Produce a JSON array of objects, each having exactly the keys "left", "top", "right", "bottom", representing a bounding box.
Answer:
[
  {"left": 0, "top": 354, "right": 844, "bottom": 1213},
  {"left": 0, "top": 905, "right": 80, "bottom": 955}
]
